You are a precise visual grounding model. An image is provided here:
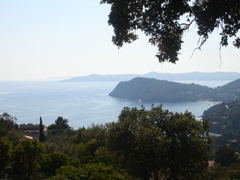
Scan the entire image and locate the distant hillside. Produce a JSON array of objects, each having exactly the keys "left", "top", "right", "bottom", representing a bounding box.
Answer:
[
  {"left": 61, "top": 74, "right": 137, "bottom": 82},
  {"left": 109, "top": 77, "right": 240, "bottom": 103},
  {"left": 213, "top": 79, "right": 240, "bottom": 102},
  {"left": 202, "top": 101, "right": 240, "bottom": 134},
  {"left": 61, "top": 72, "right": 240, "bottom": 82},
  {"left": 109, "top": 77, "right": 214, "bottom": 102}
]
